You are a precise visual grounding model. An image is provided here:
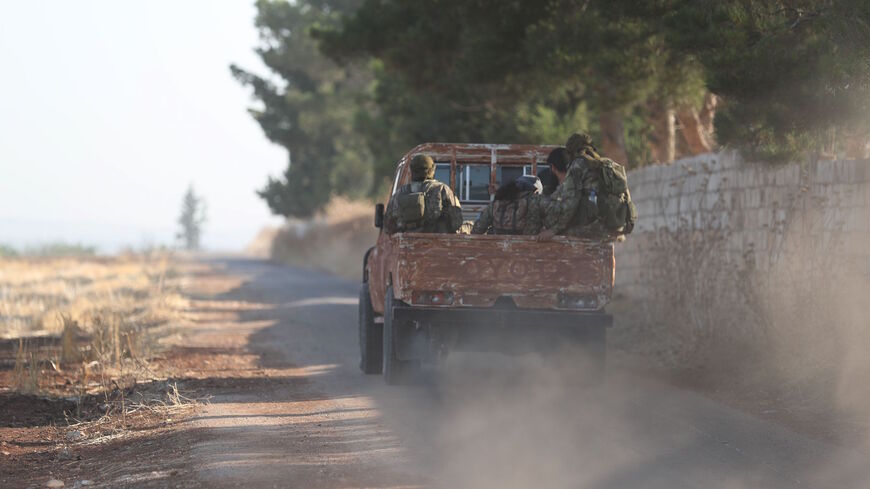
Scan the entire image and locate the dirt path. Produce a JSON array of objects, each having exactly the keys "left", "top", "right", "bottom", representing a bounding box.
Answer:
[{"left": 171, "top": 257, "right": 869, "bottom": 489}]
